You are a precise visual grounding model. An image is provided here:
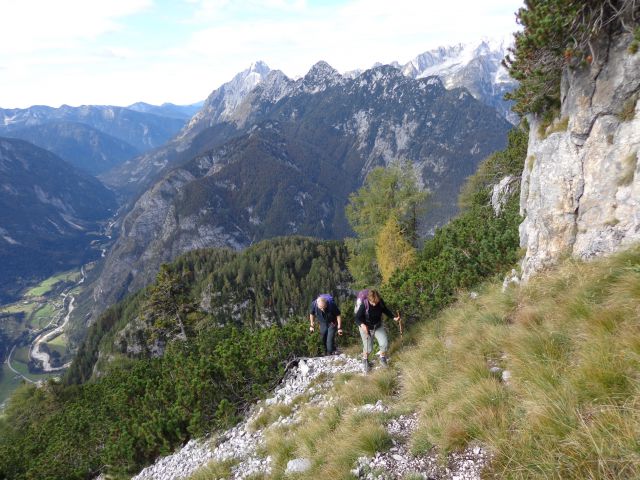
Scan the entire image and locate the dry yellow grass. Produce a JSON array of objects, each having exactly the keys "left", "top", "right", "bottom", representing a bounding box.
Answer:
[{"left": 398, "top": 246, "right": 640, "bottom": 478}]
